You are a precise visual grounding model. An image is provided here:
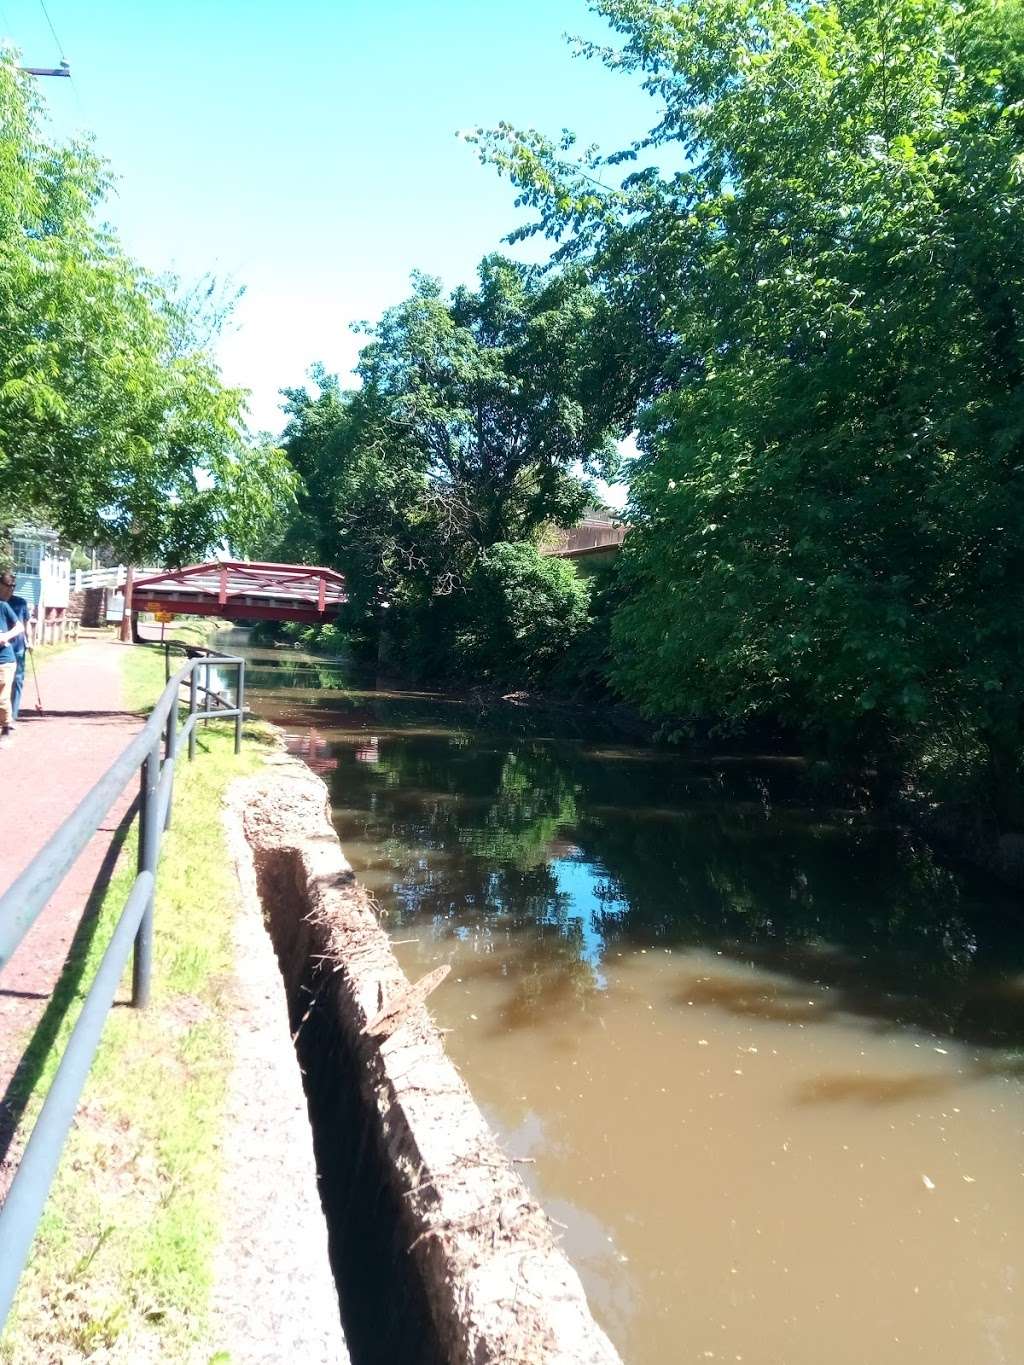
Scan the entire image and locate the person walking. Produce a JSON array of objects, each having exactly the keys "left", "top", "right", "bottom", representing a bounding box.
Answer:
[
  {"left": 0, "top": 594, "right": 25, "bottom": 745},
  {"left": 0, "top": 573, "right": 31, "bottom": 727}
]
